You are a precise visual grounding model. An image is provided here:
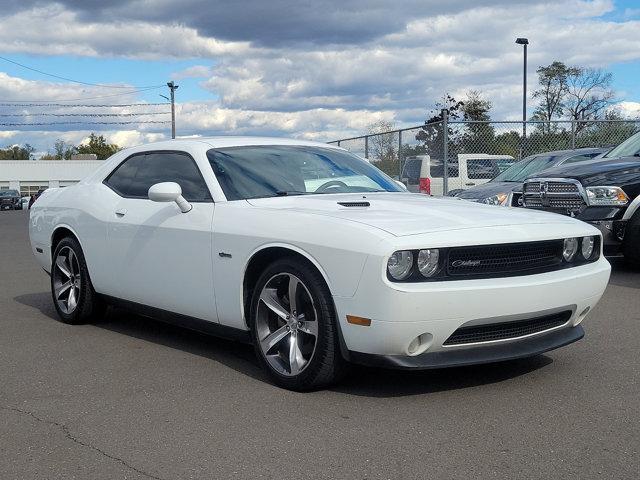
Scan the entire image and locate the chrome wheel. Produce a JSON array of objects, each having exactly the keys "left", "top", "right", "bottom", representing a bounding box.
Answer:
[
  {"left": 255, "top": 273, "right": 319, "bottom": 376},
  {"left": 52, "top": 246, "right": 82, "bottom": 314}
]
